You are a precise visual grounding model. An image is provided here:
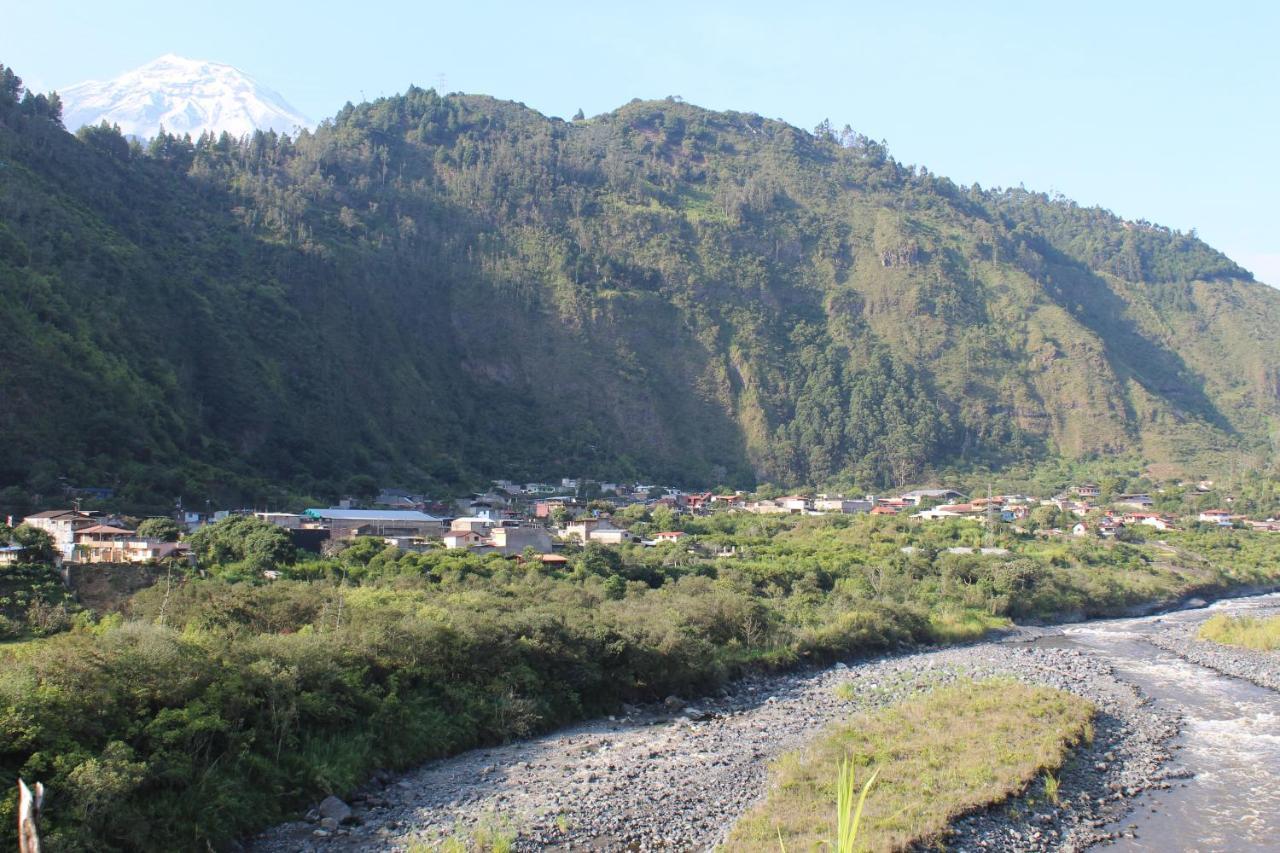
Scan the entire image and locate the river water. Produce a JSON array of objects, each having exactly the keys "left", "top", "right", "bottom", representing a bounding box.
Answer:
[{"left": 1035, "top": 594, "right": 1280, "bottom": 852}]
